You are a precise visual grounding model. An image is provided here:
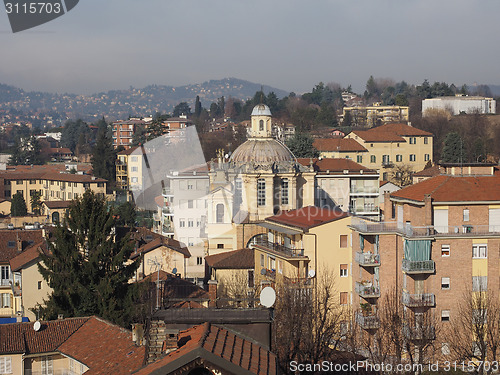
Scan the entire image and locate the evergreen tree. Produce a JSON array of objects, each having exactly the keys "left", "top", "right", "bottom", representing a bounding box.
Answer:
[
  {"left": 8, "top": 136, "right": 43, "bottom": 165},
  {"left": 172, "top": 102, "right": 191, "bottom": 117},
  {"left": 115, "top": 201, "right": 137, "bottom": 227},
  {"left": 91, "top": 121, "right": 116, "bottom": 182},
  {"left": 194, "top": 95, "right": 202, "bottom": 118},
  {"left": 286, "top": 133, "right": 320, "bottom": 158},
  {"left": 11, "top": 192, "right": 28, "bottom": 216},
  {"left": 441, "top": 132, "right": 464, "bottom": 163},
  {"left": 37, "top": 191, "right": 140, "bottom": 327},
  {"left": 30, "top": 191, "right": 42, "bottom": 215}
]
